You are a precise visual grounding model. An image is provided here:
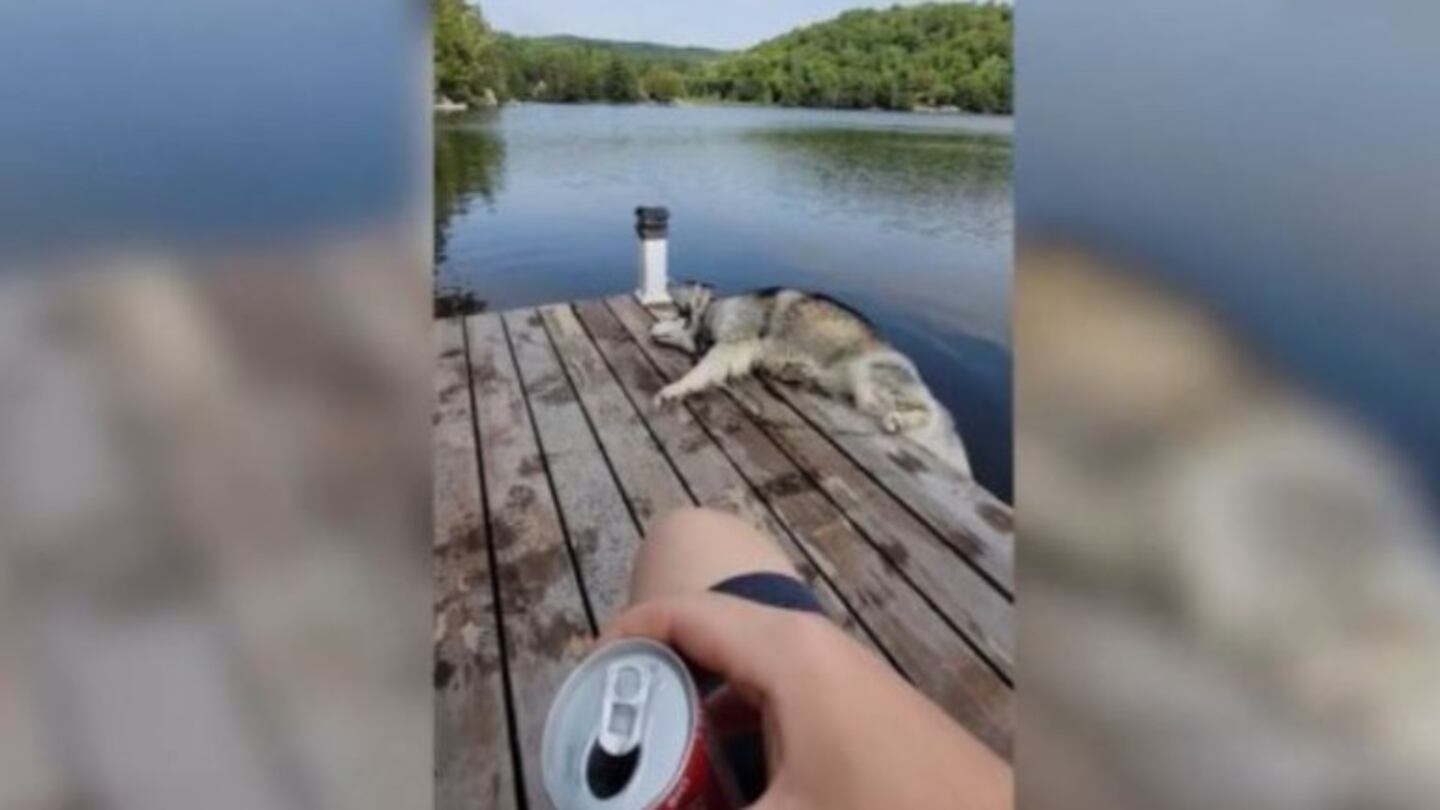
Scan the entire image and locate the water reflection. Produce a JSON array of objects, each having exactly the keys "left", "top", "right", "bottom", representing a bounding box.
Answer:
[
  {"left": 747, "top": 128, "right": 1011, "bottom": 239},
  {"left": 434, "top": 115, "right": 506, "bottom": 267}
]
